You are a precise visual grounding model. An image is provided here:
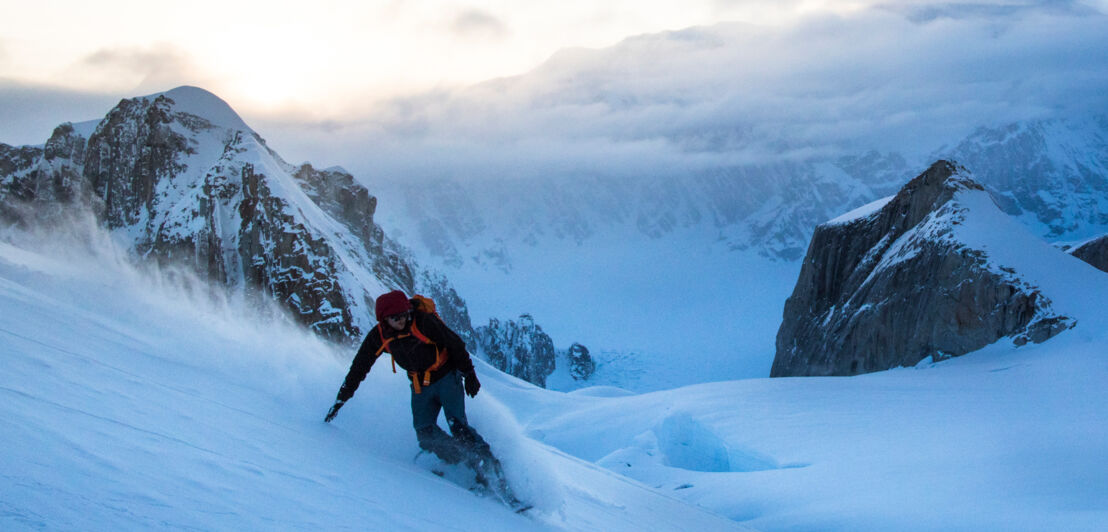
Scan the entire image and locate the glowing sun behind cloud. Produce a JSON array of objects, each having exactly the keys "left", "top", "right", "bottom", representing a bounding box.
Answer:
[
  {"left": 1, "top": 0, "right": 862, "bottom": 117},
  {"left": 2, "top": 0, "right": 1105, "bottom": 152}
]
